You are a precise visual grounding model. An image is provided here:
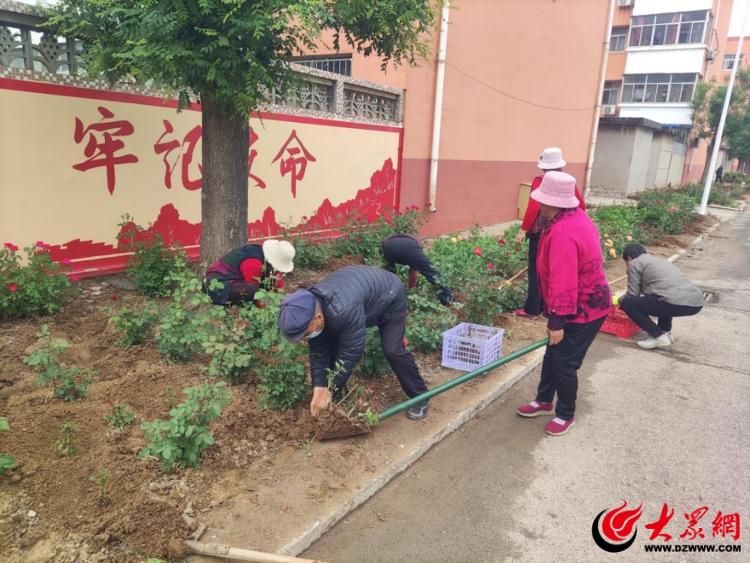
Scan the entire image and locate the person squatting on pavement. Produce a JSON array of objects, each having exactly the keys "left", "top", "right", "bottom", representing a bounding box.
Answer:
[
  {"left": 516, "top": 171, "right": 611, "bottom": 436},
  {"left": 514, "top": 147, "right": 586, "bottom": 319},
  {"left": 277, "top": 266, "right": 431, "bottom": 420},
  {"left": 619, "top": 244, "right": 704, "bottom": 350},
  {"left": 204, "top": 240, "right": 295, "bottom": 306},
  {"left": 381, "top": 233, "right": 453, "bottom": 306}
]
